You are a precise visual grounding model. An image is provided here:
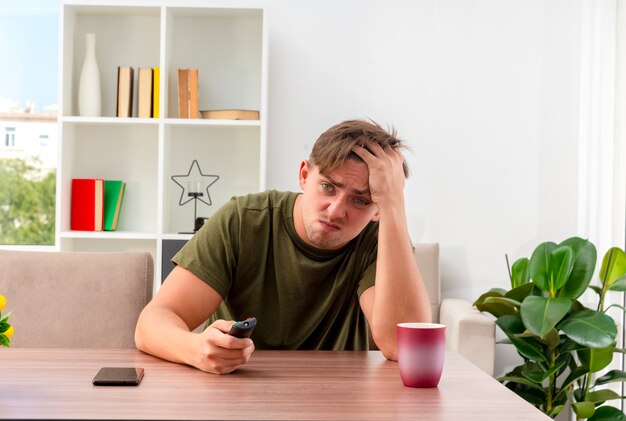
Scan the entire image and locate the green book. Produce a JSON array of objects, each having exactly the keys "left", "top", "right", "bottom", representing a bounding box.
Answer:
[{"left": 103, "top": 180, "right": 125, "bottom": 231}]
